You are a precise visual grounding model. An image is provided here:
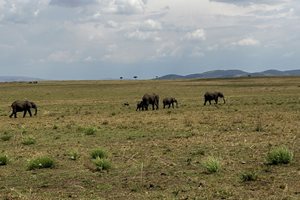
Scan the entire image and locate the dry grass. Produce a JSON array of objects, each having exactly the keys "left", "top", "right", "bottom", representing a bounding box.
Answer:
[{"left": 0, "top": 77, "right": 299, "bottom": 199}]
